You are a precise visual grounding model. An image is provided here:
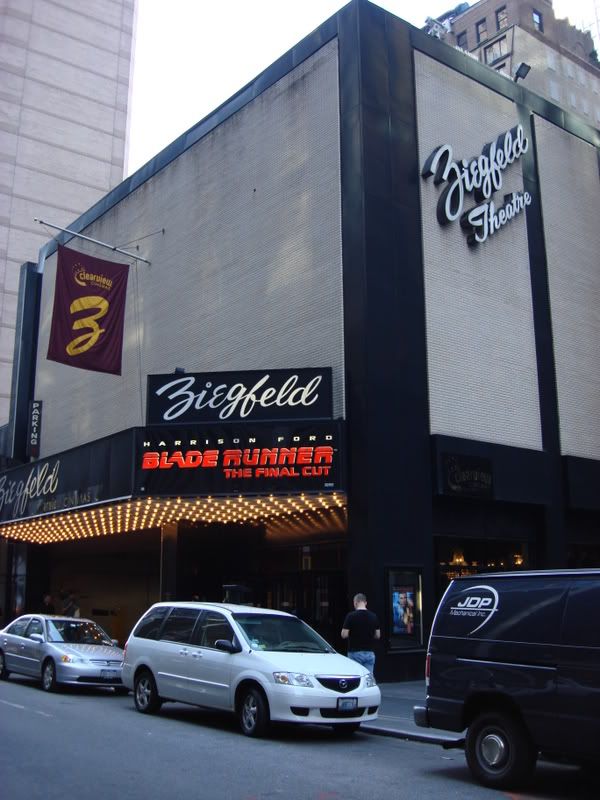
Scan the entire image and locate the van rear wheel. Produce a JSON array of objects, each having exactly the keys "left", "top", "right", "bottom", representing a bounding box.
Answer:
[{"left": 466, "top": 711, "right": 536, "bottom": 789}]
